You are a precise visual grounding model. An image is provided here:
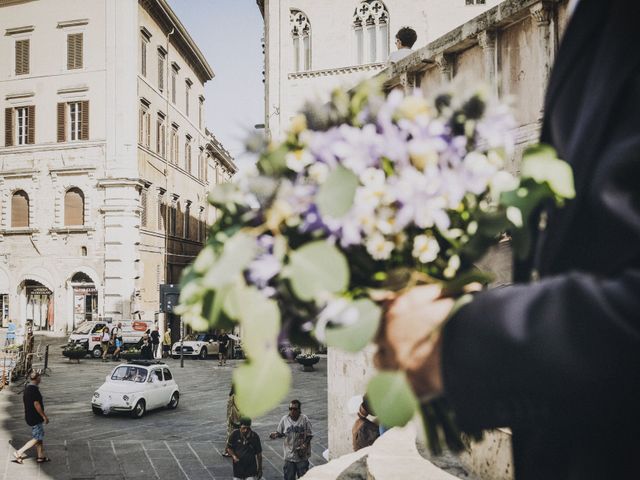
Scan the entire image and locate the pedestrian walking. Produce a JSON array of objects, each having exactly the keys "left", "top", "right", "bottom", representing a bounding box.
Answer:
[
  {"left": 218, "top": 330, "right": 230, "bottom": 366},
  {"left": 223, "top": 385, "right": 242, "bottom": 457},
  {"left": 5, "top": 319, "right": 16, "bottom": 346},
  {"left": 139, "top": 333, "right": 153, "bottom": 360},
  {"left": 226, "top": 417, "right": 263, "bottom": 480},
  {"left": 100, "top": 326, "right": 110, "bottom": 362},
  {"left": 12, "top": 372, "right": 50, "bottom": 464},
  {"left": 162, "top": 328, "right": 172, "bottom": 358},
  {"left": 111, "top": 322, "right": 123, "bottom": 361},
  {"left": 269, "top": 400, "right": 313, "bottom": 480},
  {"left": 150, "top": 326, "right": 160, "bottom": 359}
]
